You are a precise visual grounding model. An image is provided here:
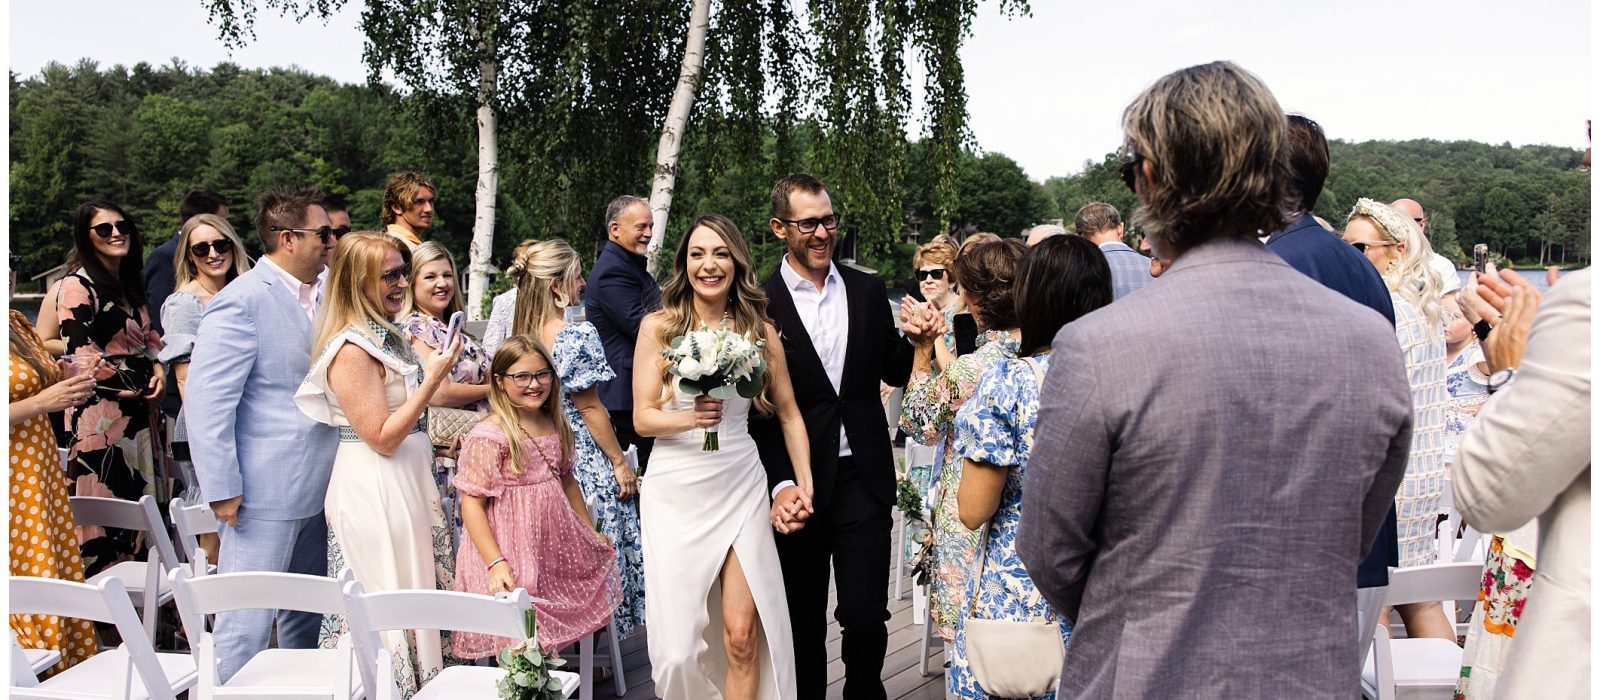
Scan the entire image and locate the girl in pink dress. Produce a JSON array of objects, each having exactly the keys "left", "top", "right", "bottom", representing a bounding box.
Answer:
[{"left": 452, "top": 335, "right": 621, "bottom": 657}]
